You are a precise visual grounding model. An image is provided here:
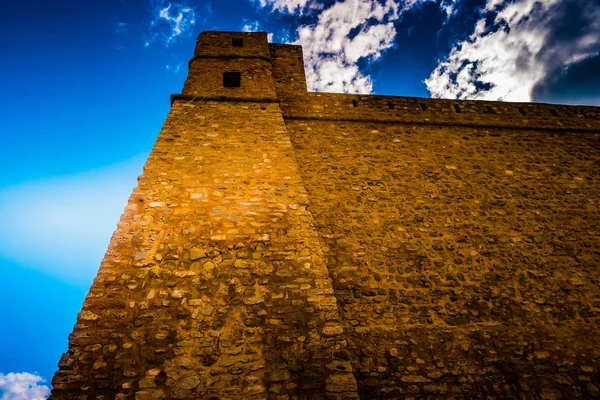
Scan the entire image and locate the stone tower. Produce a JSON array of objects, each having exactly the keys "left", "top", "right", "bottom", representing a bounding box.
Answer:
[
  {"left": 52, "top": 31, "right": 600, "bottom": 399},
  {"left": 50, "top": 31, "right": 358, "bottom": 399}
]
